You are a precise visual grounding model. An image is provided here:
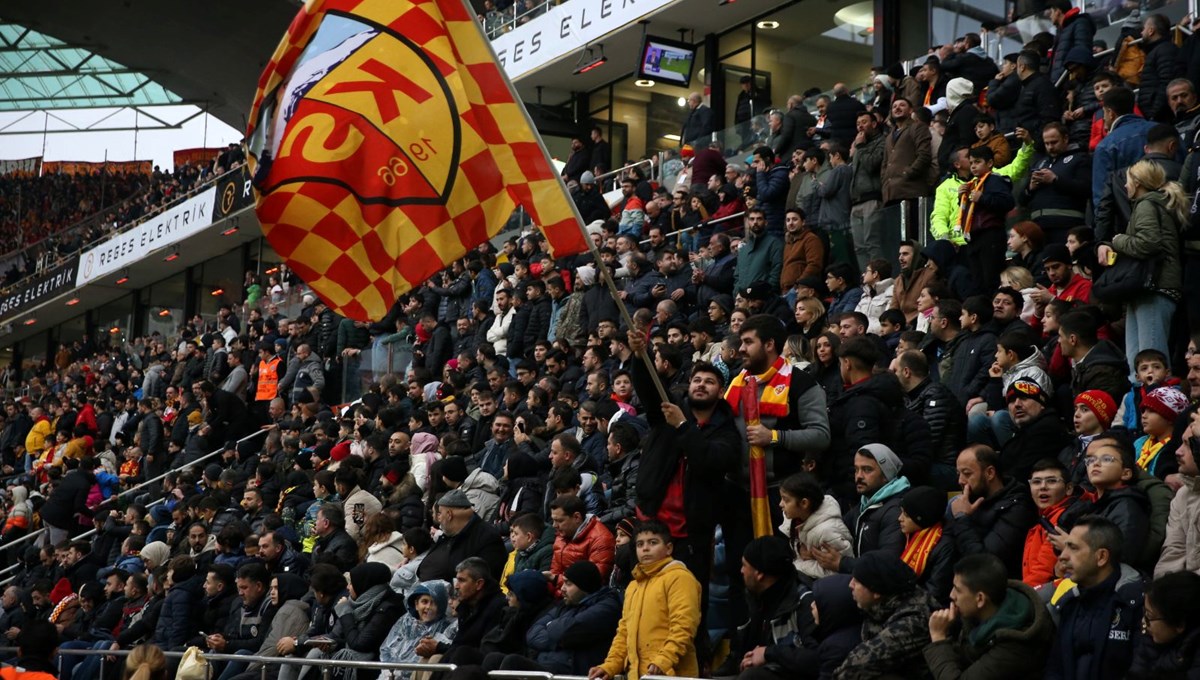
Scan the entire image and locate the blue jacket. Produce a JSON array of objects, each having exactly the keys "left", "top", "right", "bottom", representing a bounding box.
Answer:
[
  {"left": 755, "top": 163, "right": 792, "bottom": 233},
  {"left": 1092, "top": 115, "right": 1155, "bottom": 207},
  {"left": 154, "top": 572, "right": 203, "bottom": 651},
  {"left": 526, "top": 586, "right": 623, "bottom": 674}
]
